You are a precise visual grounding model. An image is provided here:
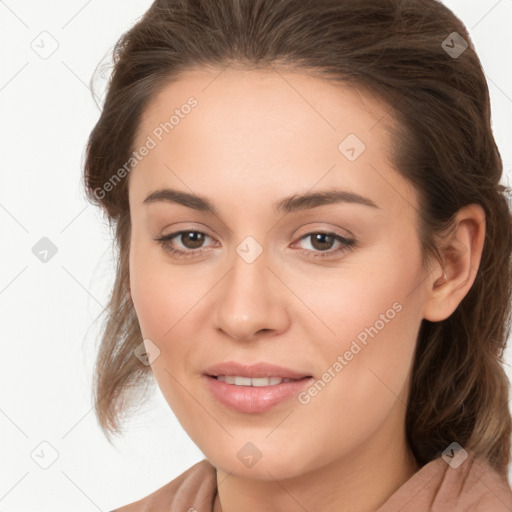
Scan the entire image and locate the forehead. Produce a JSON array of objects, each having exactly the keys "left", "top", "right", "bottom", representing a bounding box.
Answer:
[
  {"left": 129, "top": 67, "right": 416, "bottom": 216},
  {"left": 137, "top": 66, "right": 390, "bottom": 146}
]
